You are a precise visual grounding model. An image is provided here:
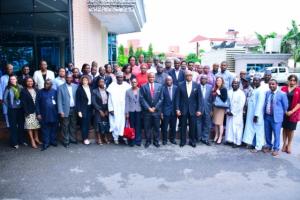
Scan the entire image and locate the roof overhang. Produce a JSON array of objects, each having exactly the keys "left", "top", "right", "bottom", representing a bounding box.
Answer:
[
  {"left": 88, "top": 0, "right": 146, "bottom": 34},
  {"left": 234, "top": 53, "right": 292, "bottom": 60}
]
